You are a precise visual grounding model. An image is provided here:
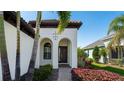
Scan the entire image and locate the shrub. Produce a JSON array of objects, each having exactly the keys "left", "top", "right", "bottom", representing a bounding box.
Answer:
[
  {"left": 71, "top": 68, "right": 120, "bottom": 81},
  {"left": 78, "top": 61, "right": 85, "bottom": 67},
  {"left": 121, "top": 57, "right": 124, "bottom": 66},
  {"left": 84, "top": 58, "right": 94, "bottom": 68},
  {"left": 99, "top": 48, "right": 107, "bottom": 63},
  {"left": 92, "top": 46, "right": 100, "bottom": 62},
  {"left": 117, "top": 59, "right": 123, "bottom": 67},
  {"left": 78, "top": 47, "right": 88, "bottom": 61},
  {"left": 85, "top": 58, "right": 93, "bottom": 62},
  {"left": 100, "top": 48, "right": 107, "bottom": 57},
  {"left": 33, "top": 64, "right": 52, "bottom": 81}
]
